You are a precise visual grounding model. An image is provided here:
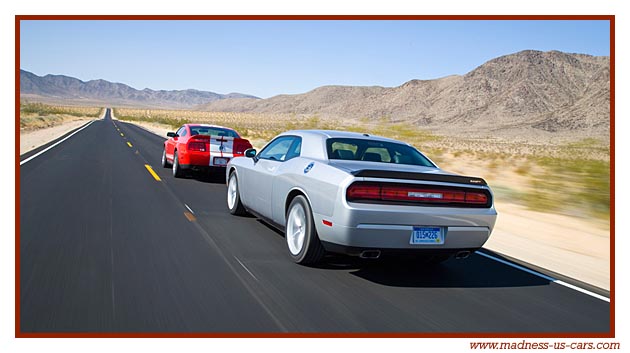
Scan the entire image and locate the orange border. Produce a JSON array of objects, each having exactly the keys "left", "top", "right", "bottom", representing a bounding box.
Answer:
[{"left": 15, "top": 15, "right": 615, "bottom": 338}]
